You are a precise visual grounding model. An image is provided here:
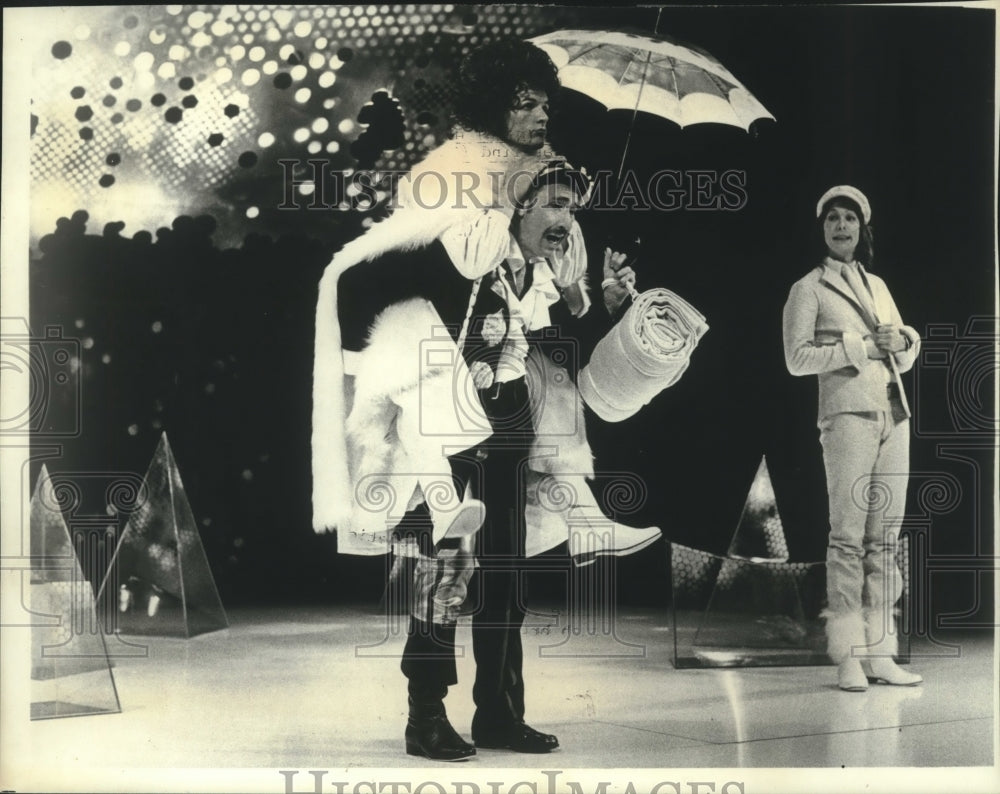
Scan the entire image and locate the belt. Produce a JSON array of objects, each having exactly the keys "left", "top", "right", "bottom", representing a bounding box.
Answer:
[{"left": 481, "top": 376, "right": 527, "bottom": 402}]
